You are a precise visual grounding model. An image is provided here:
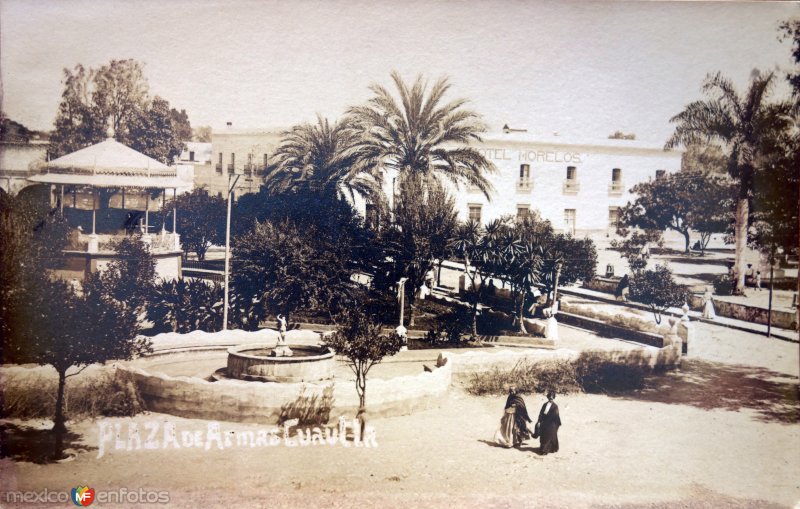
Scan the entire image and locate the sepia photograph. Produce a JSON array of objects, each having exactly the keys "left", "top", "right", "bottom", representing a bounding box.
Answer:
[{"left": 1, "top": 0, "right": 799, "bottom": 507}]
